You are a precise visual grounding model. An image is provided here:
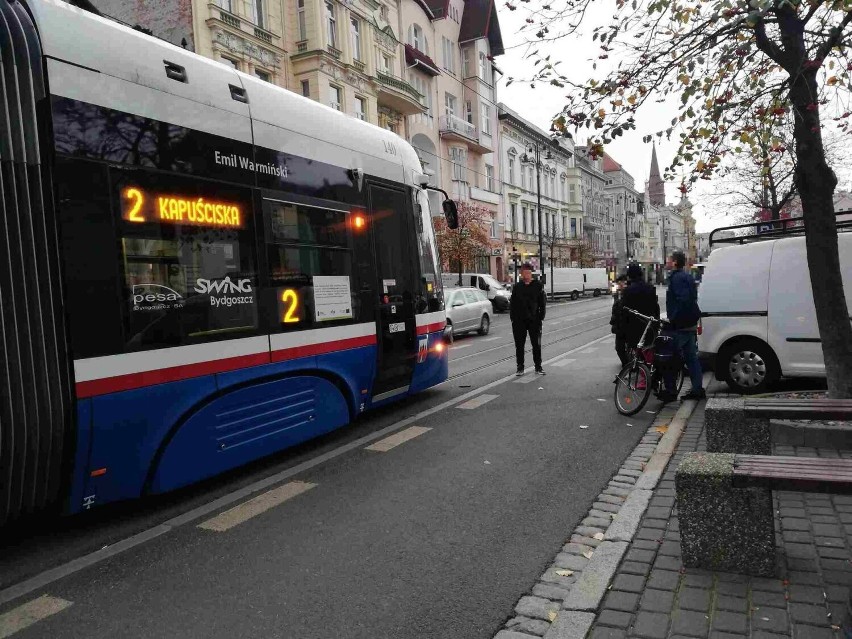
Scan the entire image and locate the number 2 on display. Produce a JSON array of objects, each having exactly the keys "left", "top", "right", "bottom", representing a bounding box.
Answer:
[{"left": 281, "top": 289, "right": 300, "bottom": 323}]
